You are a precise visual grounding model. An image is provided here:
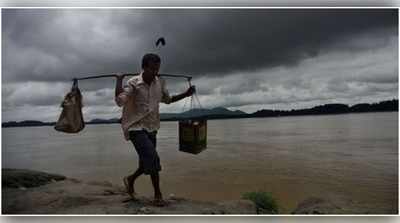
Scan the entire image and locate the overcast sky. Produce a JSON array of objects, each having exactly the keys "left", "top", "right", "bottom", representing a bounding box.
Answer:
[{"left": 2, "top": 9, "right": 398, "bottom": 122}]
